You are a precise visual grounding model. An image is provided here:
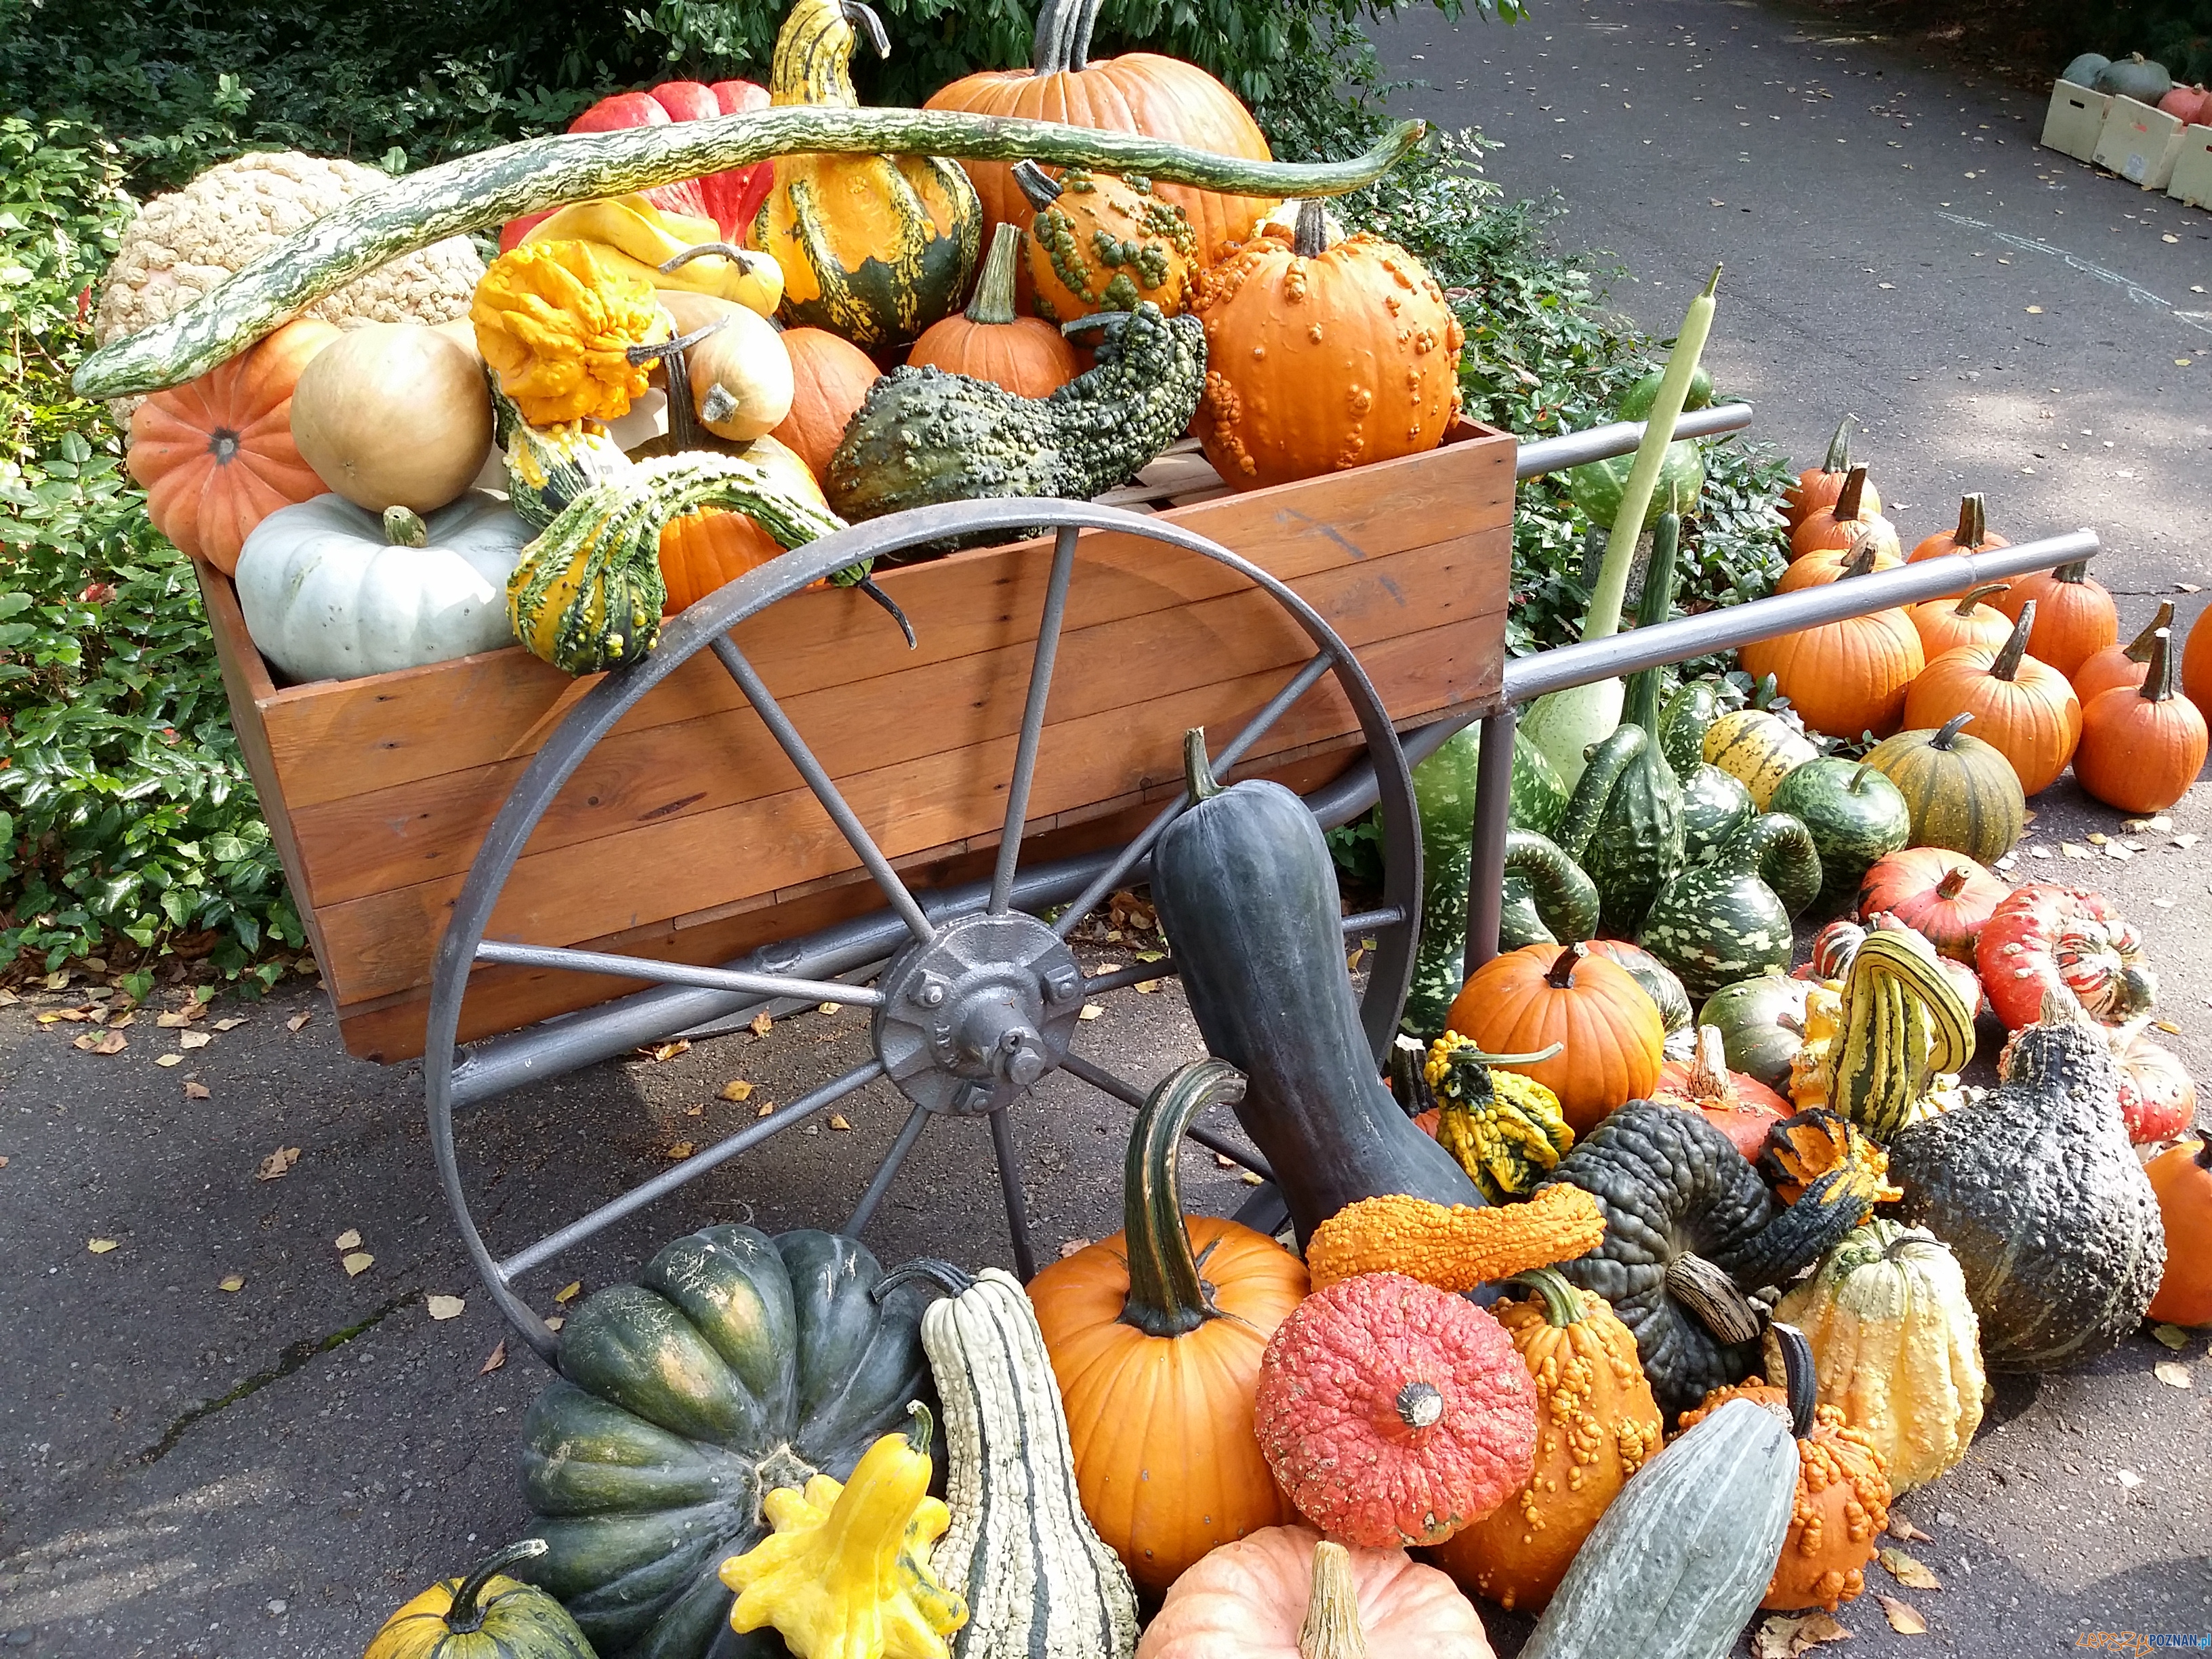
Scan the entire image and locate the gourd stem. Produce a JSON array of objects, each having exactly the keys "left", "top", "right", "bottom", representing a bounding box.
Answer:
[
  {"left": 2196, "top": 1136, "right": 2212, "bottom": 1173},
  {"left": 1298, "top": 1542, "right": 1370, "bottom": 1659},
  {"left": 1834, "top": 464, "right": 1867, "bottom": 524},
  {"left": 1935, "top": 865, "right": 1971, "bottom": 900},
  {"left": 1010, "top": 158, "right": 1062, "bottom": 211},
  {"left": 658, "top": 241, "right": 777, "bottom": 279},
  {"left": 873, "top": 1258, "right": 975, "bottom": 1303},
  {"left": 1991, "top": 600, "right": 2034, "bottom": 682},
  {"left": 842, "top": 0, "right": 891, "bottom": 58},
  {"left": 1764, "top": 1323, "right": 1818, "bottom": 1439},
  {"left": 1118, "top": 1059, "right": 1244, "bottom": 1338},
  {"left": 443, "top": 1538, "right": 548, "bottom": 1633},
  {"left": 964, "top": 222, "right": 1025, "bottom": 325},
  {"left": 1666, "top": 1250, "right": 1763, "bottom": 1343},
  {"left": 903, "top": 1398, "right": 934, "bottom": 1455},
  {"left": 382, "top": 506, "right": 428, "bottom": 548},
  {"left": 1848, "top": 762, "right": 1875, "bottom": 796},
  {"left": 1395, "top": 1380, "right": 1445, "bottom": 1430},
  {"left": 2055, "top": 558, "right": 2091, "bottom": 584},
  {"left": 1292, "top": 199, "right": 1330, "bottom": 258},
  {"left": 1838, "top": 535, "right": 1880, "bottom": 580},
  {"left": 1543, "top": 942, "right": 1586, "bottom": 989},
  {"left": 2122, "top": 600, "right": 2176, "bottom": 663},
  {"left": 1507, "top": 1266, "right": 1588, "bottom": 1328},
  {"left": 1389, "top": 1038, "right": 1437, "bottom": 1120},
  {"left": 2142, "top": 628, "right": 2176, "bottom": 703},
  {"left": 1820, "top": 415, "right": 1853, "bottom": 476},
  {"left": 1931, "top": 712, "right": 1975, "bottom": 749},
  {"left": 1182, "top": 726, "right": 1223, "bottom": 802},
  {"left": 1950, "top": 581, "right": 2008, "bottom": 617},
  {"left": 1954, "top": 492, "right": 1985, "bottom": 550}
]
